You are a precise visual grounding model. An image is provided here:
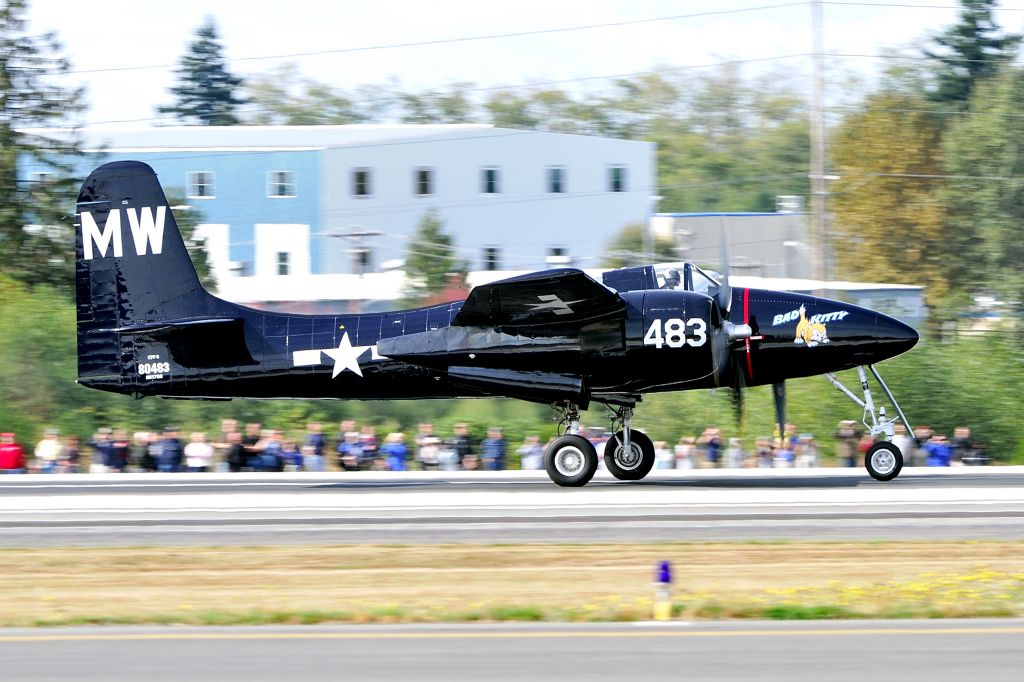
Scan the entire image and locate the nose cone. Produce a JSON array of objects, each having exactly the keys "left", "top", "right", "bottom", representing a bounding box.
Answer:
[{"left": 870, "top": 313, "right": 919, "bottom": 362}]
